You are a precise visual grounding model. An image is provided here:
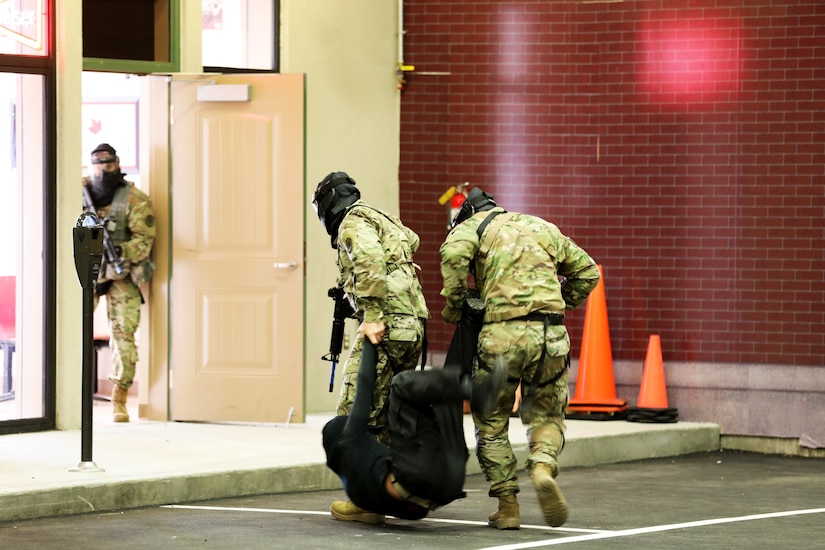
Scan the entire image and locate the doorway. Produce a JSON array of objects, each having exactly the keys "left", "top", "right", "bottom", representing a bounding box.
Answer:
[
  {"left": 80, "top": 71, "right": 306, "bottom": 423},
  {"left": 80, "top": 72, "right": 147, "bottom": 412}
]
